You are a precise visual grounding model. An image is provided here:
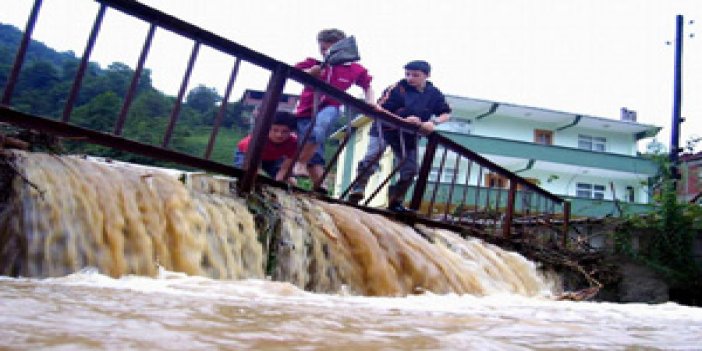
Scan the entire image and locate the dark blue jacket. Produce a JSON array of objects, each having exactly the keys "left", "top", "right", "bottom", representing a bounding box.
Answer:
[{"left": 370, "top": 79, "right": 451, "bottom": 137}]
